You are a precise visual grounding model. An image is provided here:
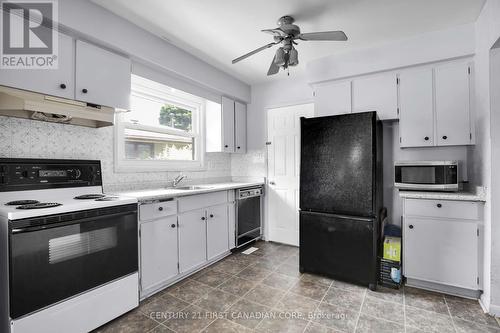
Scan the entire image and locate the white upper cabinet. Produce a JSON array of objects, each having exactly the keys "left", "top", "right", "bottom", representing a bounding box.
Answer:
[
  {"left": 0, "top": 32, "right": 75, "bottom": 99},
  {"left": 75, "top": 40, "right": 131, "bottom": 109},
  {"left": 207, "top": 97, "right": 247, "bottom": 153},
  {"left": 221, "top": 96, "right": 236, "bottom": 152},
  {"left": 398, "top": 69, "right": 434, "bottom": 147},
  {"left": 352, "top": 73, "right": 398, "bottom": 120},
  {"left": 435, "top": 62, "right": 472, "bottom": 146},
  {"left": 234, "top": 101, "right": 247, "bottom": 154},
  {"left": 314, "top": 81, "right": 351, "bottom": 117}
]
